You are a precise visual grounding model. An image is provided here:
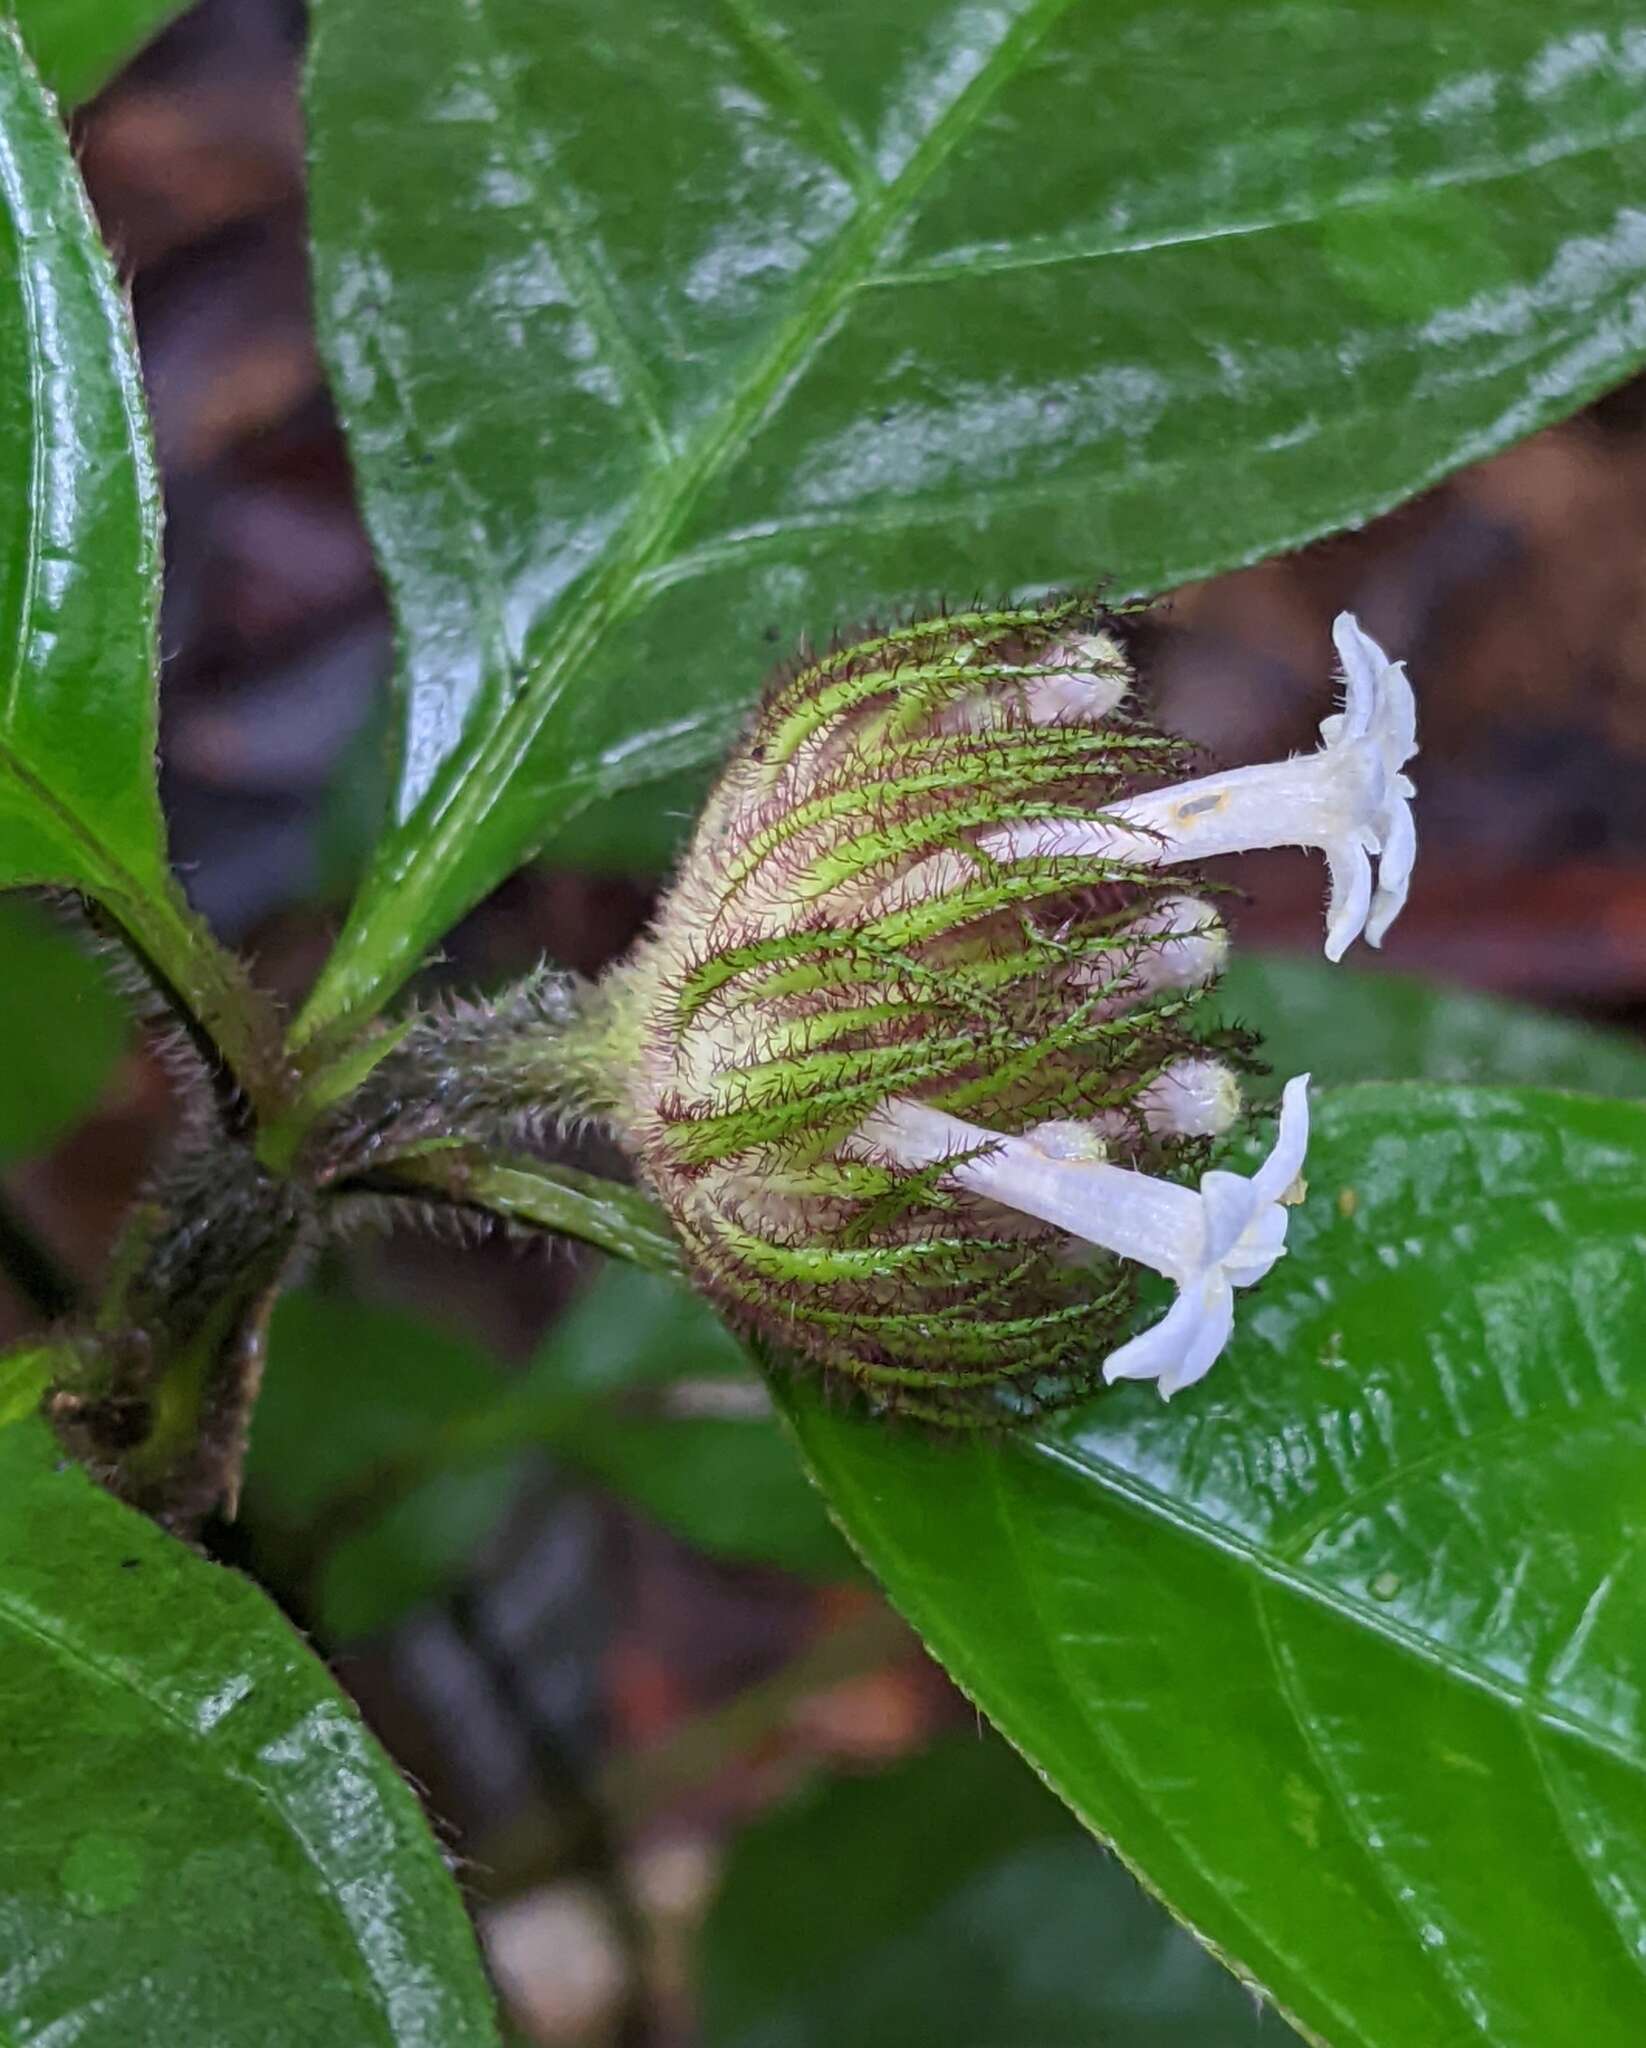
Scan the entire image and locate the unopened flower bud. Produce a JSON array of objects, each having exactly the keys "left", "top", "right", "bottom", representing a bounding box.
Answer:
[
  {"left": 1137, "top": 1056, "right": 1243, "bottom": 1138},
  {"left": 581, "top": 602, "right": 1415, "bottom": 1423}
]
